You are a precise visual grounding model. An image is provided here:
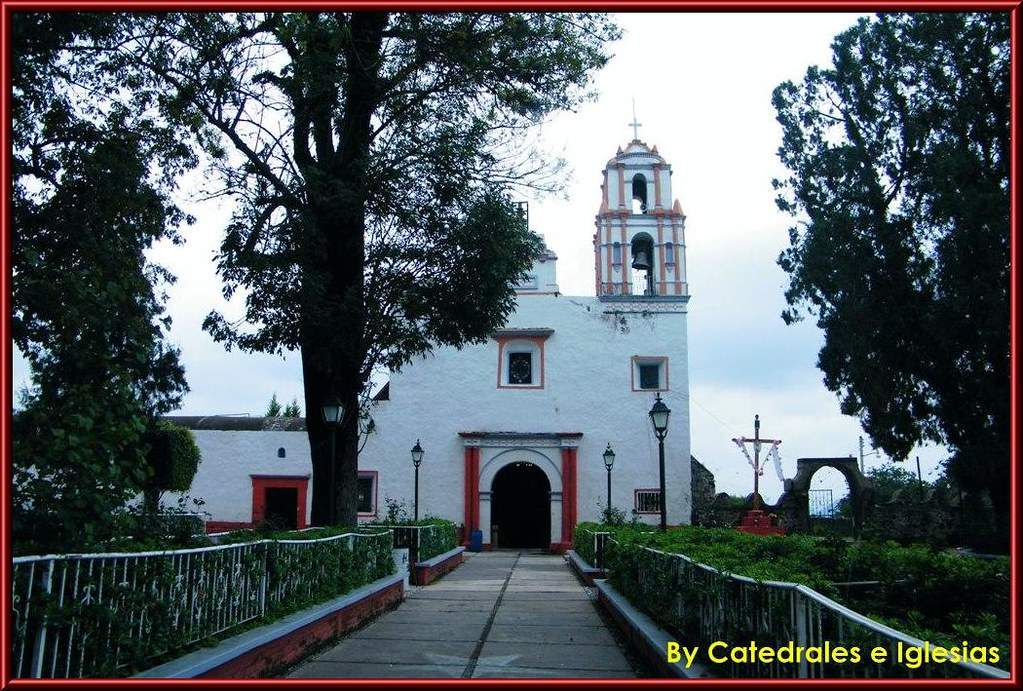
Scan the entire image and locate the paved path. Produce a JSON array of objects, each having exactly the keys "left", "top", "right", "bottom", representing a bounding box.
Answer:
[{"left": 287, "top": 551, "right": 638, "bottom": 678}]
